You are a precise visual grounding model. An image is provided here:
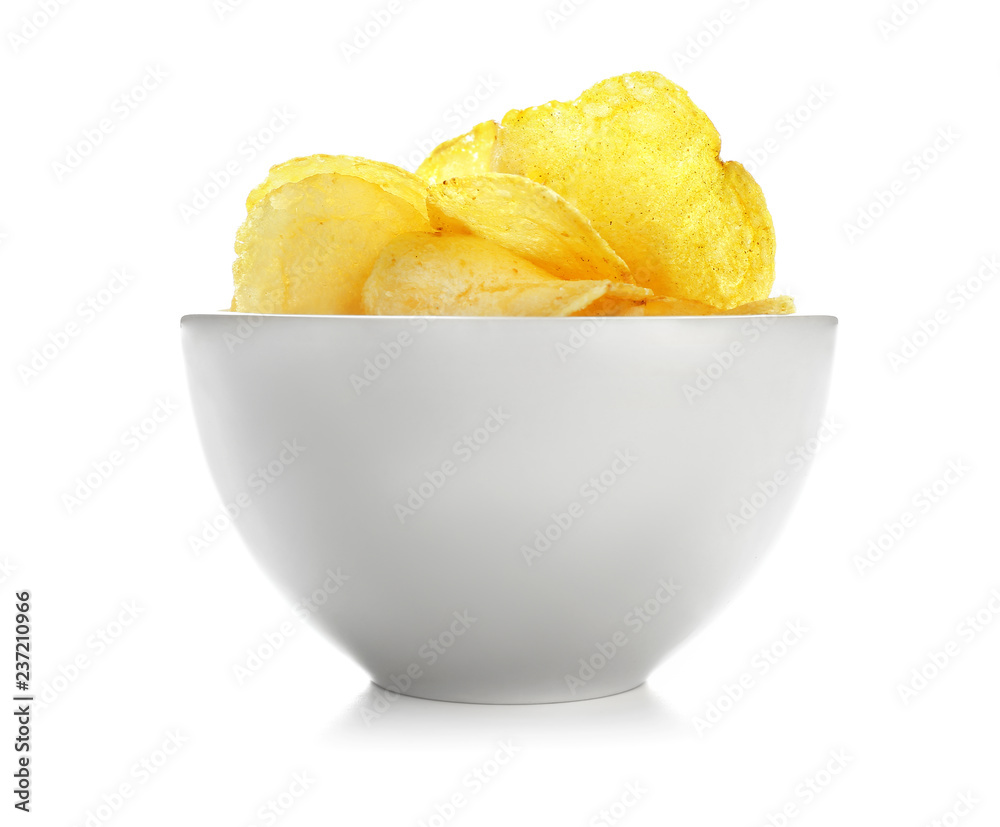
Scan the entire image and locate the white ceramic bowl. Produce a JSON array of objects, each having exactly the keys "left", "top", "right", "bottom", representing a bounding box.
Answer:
[{"left": 181, "top": 313, "right": 836, "bottom": 703}]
